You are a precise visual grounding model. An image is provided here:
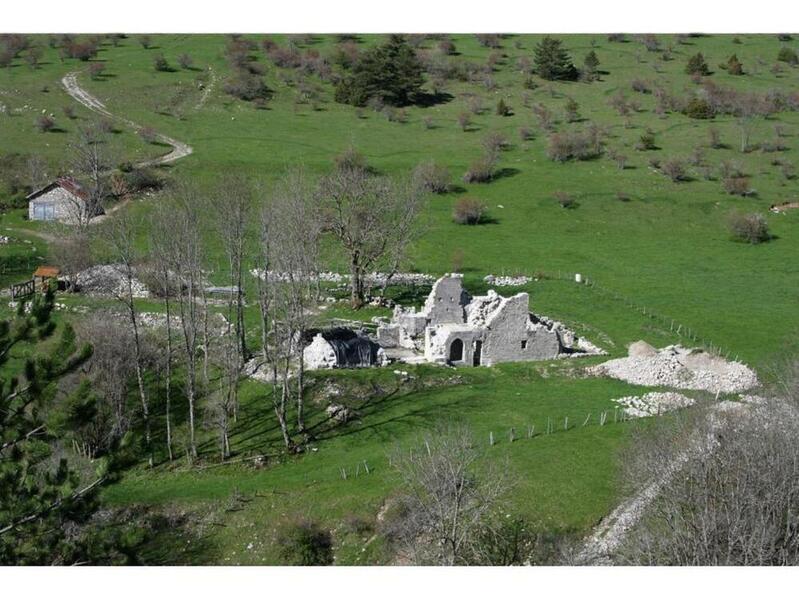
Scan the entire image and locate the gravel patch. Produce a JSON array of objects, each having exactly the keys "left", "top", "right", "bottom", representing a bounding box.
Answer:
[{"left": 589, "top": 344, "right": 758, "bottom": 393}]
